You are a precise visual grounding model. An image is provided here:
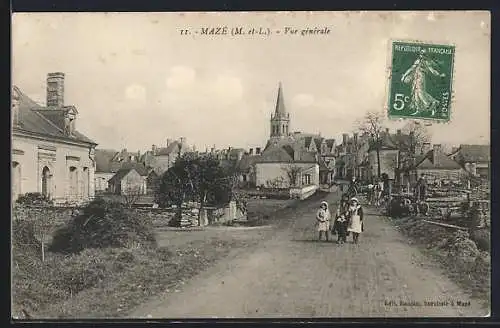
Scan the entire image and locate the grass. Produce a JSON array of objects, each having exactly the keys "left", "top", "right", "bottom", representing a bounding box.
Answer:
[
  {"left": 12, "top": 196, "right": 297, "bottom": 319},
  {"left": 30, "top": 237, "right": 256, "bottom": 319},
  {"left": 387, "top": 214, "right": 491, "bottom": 303}
]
